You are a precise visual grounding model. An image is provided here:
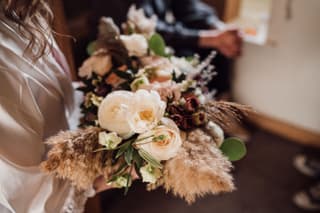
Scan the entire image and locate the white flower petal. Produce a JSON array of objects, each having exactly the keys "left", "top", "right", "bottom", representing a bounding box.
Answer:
[
  {"left": 136, "top": 118, "right": 182, "bottom": 161},
  {"left": 120, "top": 34, "right": 148, "bottom": 57},
  {"left": 140, "top": 164, "right": 161, "bottom": 183},
  {"left": 98, "top": 91, "right": 135, "bottom": 136}
]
